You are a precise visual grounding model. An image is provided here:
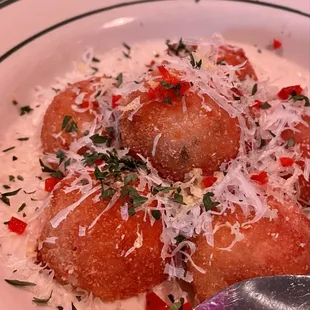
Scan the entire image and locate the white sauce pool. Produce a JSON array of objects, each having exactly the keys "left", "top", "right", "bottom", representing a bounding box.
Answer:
[{"left": 0, "top": 38, "right": 309, "bottom": 310}]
